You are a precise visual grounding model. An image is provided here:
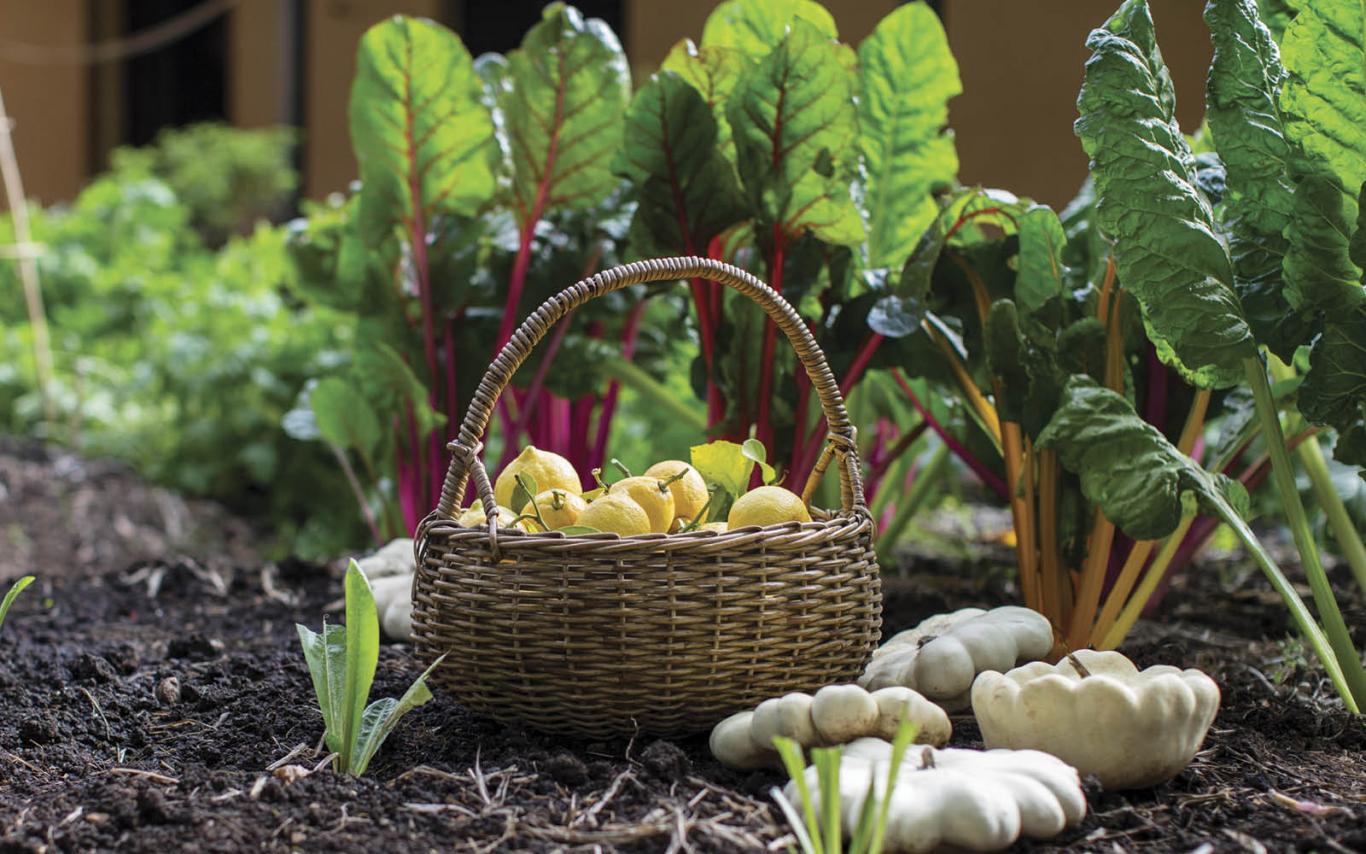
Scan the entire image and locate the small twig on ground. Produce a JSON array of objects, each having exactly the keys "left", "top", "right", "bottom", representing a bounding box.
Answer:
[{"left": 109, "top": 767, "right": 179, "bottom": 786}]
